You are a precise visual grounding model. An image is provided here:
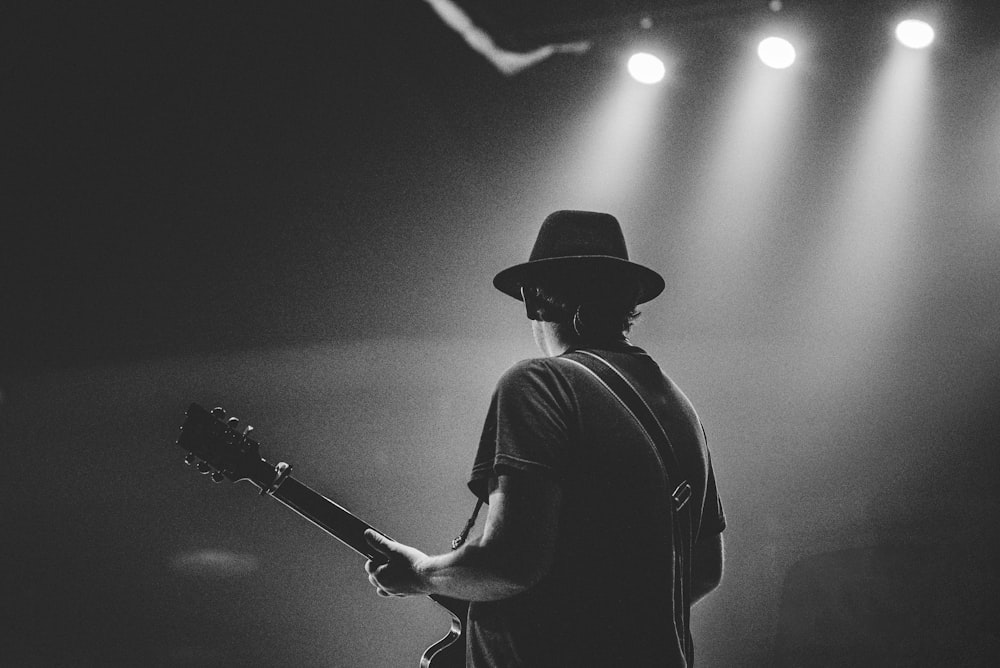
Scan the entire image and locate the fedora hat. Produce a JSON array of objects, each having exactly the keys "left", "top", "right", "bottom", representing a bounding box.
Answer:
[{"left": 493, "top": 210, "right": 665, "bottom": 304}]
